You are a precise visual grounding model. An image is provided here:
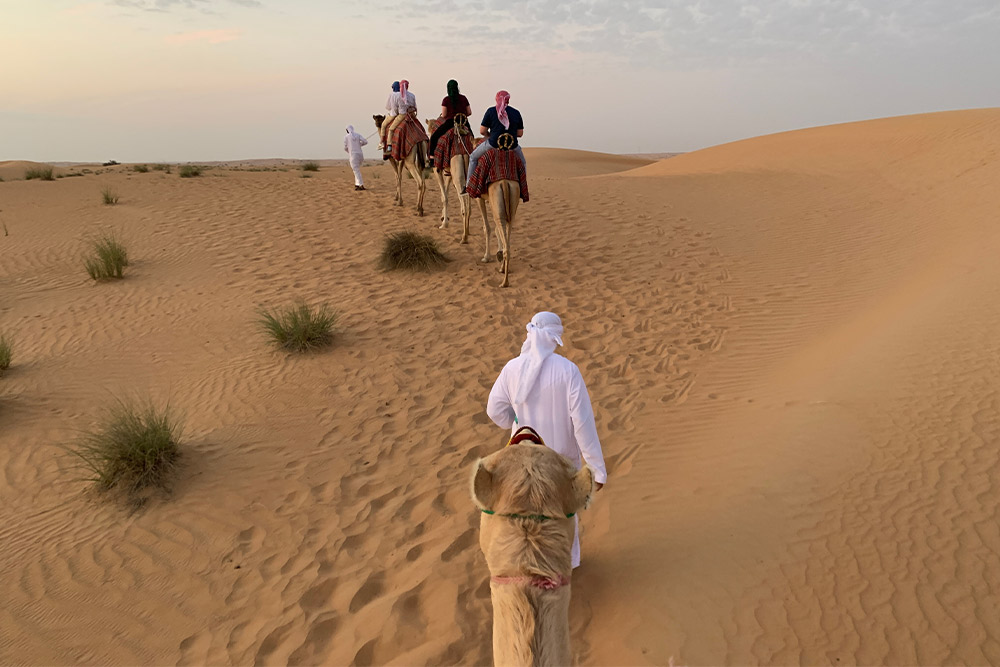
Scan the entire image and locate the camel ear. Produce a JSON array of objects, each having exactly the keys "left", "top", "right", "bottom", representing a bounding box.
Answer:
[
  {"left": 568, "top": 466, "right": 595, "bottom": 513},
  {"left": 471, "top": 459, "right": 496, "bottom": 510}
]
